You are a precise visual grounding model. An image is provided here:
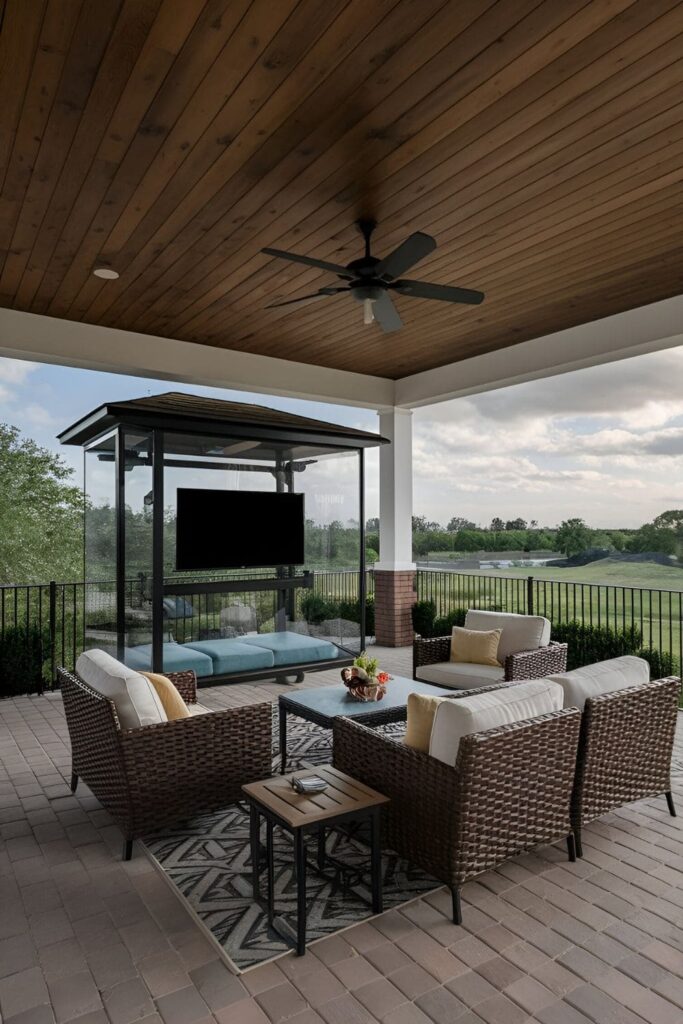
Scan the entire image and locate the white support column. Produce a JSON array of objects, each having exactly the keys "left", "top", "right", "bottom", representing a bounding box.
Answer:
[
  {"left": 376, "top": 408, "right": 415, "bottom": 570},
  {"left": 374, "top": 408, "right": 416, "bottom": 647}
]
